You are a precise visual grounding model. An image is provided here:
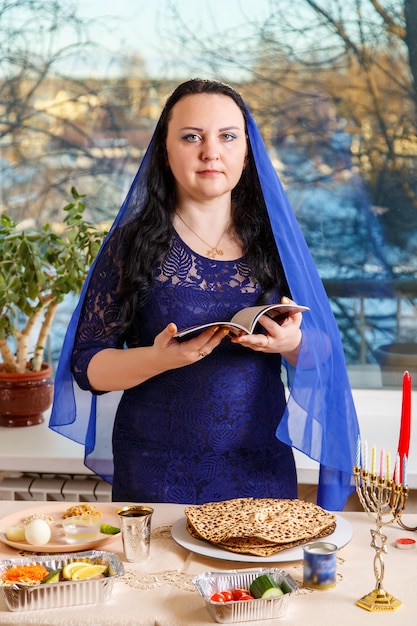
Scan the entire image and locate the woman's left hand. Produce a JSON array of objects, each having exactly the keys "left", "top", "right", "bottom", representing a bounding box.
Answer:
[{"left": 231, "top": 298, "right": 302, "bottom": 366}]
